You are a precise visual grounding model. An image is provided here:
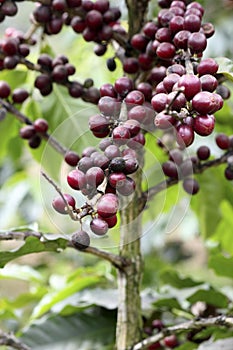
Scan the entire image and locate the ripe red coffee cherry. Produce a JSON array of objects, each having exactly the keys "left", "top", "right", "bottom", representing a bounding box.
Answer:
[
  {"left": 177, "top": 74, "right": 201, "bottom": 100},
  {"left": 67, "top": 169, "right": 87, "bottom": 190},
  {"left": 183, "top": 178, "right": 200, "bottom": 195},
  {"left": 64, "top": 151, "right": 80, "bottom": 166},
  {"left": 176, "top": 124, "right": 195, "bottom": 147},
  {"left": 163, "top": 334, "right": 178, "bottom": 348},
  {"left": 97, "top": 193, "right": 118, "bottom": 218},
  {"left": 90, "top": 217, "right": 108, "bottom": 236},
  {"left": 52, "top": 193, "right": 76, "bottom": 214},
  {"left": 34, "top": 118, "right": 49, "bottom": 133},
  {"left": 0, "top": 80, "right": 11, "bottom": 98},
  {"left": 193, "top": 114, "right": 215, "bottom": 136}
]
